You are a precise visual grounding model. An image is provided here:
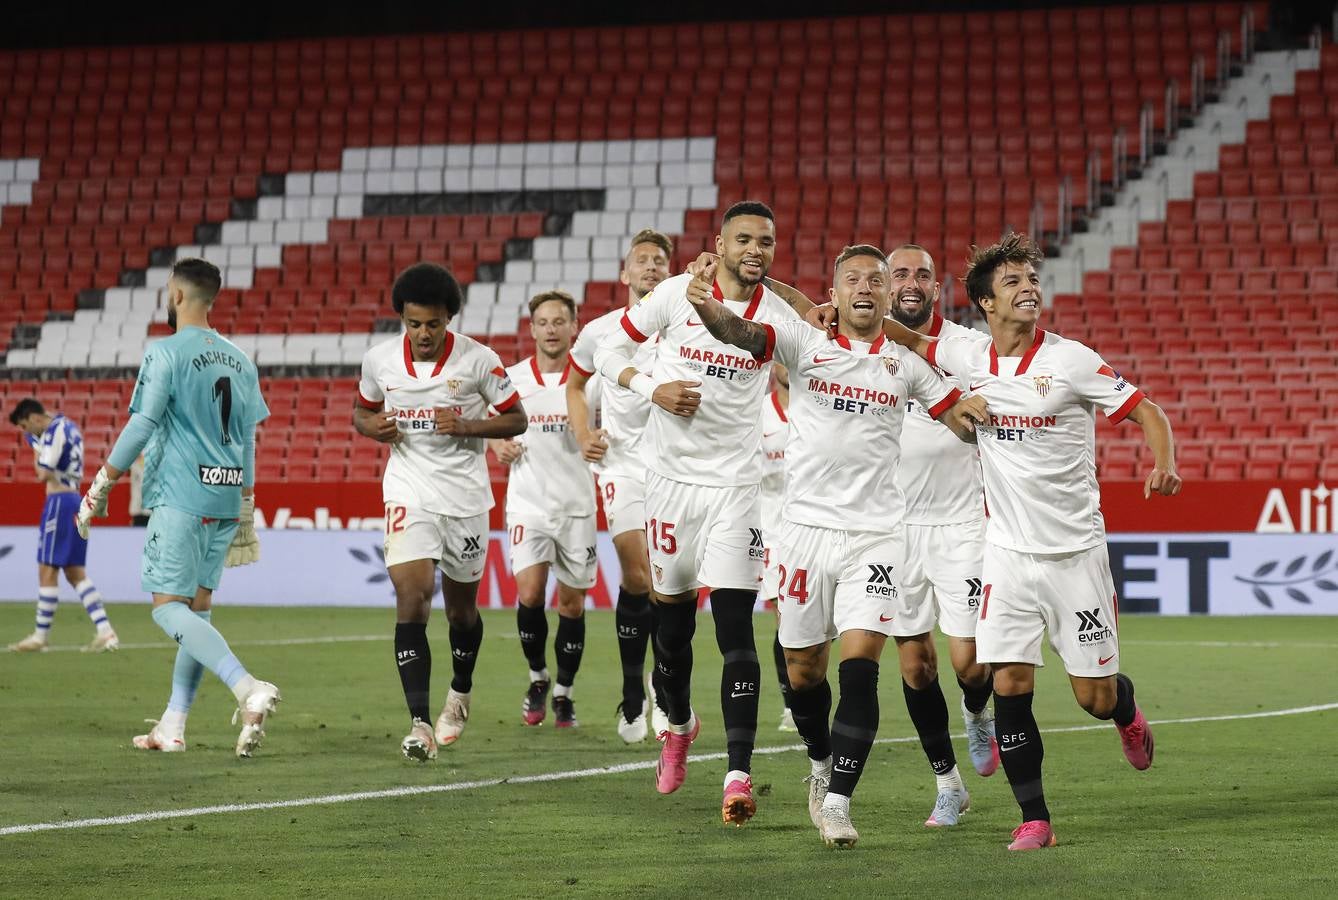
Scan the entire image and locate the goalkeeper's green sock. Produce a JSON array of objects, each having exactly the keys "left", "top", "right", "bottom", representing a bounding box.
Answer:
[{"left": 151, "top": 602, "right": 254, "bottom": 703}]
